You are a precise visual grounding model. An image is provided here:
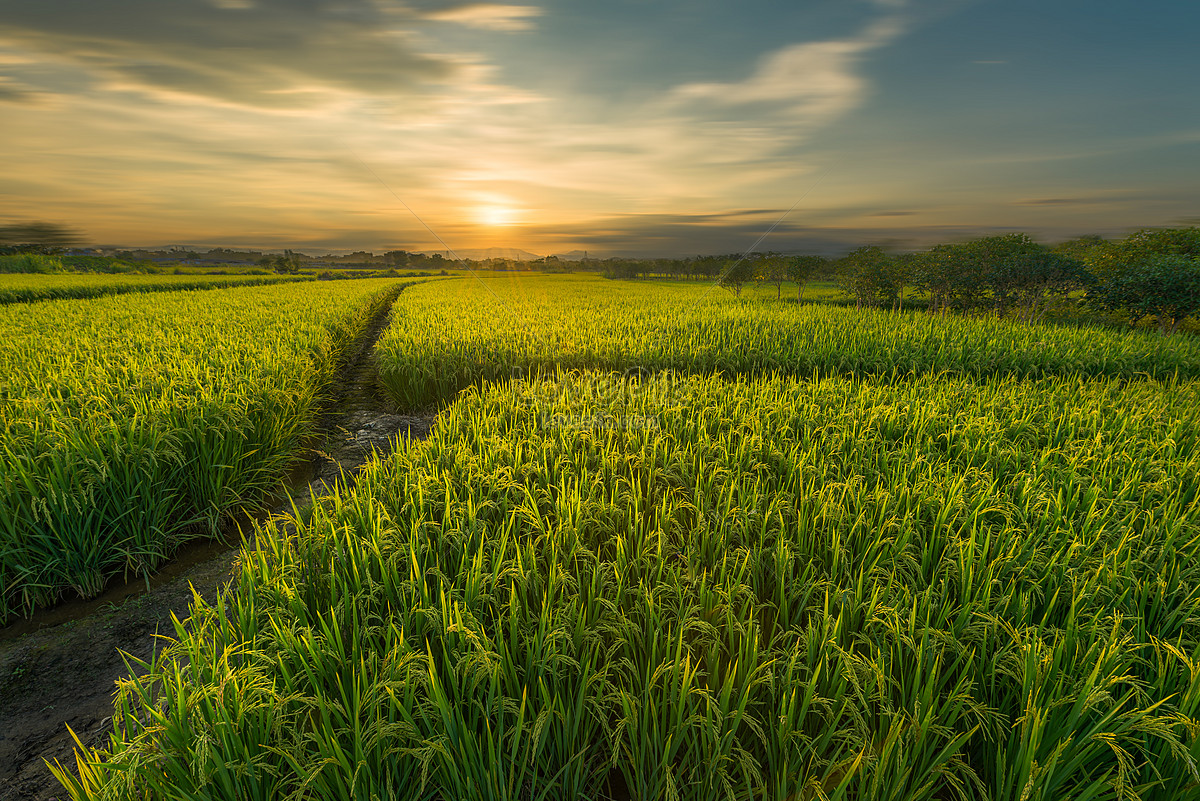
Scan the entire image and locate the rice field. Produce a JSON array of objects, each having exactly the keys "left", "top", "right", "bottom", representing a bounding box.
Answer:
[
  {"left": 0, "top": 278, "right": 406, "bottom": 622},
  {"left": 0, "top": 271, "right": 308, "bottom": 304},
  {"left": 375, "top": 275, "right": 1200, "bottom": 410},
  {"left": 27, "top": 273, "right": 1200, "bottom": 799},
  {"left": 57, "top": 372, "right": 1200, "bottom": 799}
]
